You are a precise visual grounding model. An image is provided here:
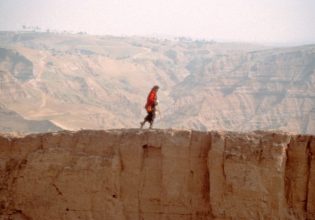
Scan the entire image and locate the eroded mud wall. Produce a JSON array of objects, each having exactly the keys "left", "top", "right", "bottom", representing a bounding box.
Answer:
[{"left": 0, "top": 129, "right": 314, "bottom": 219}]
